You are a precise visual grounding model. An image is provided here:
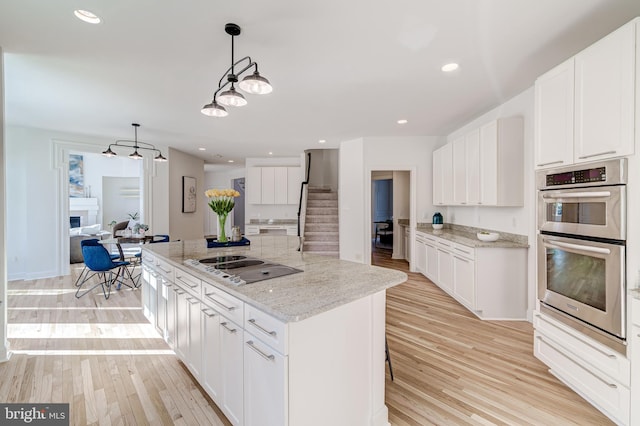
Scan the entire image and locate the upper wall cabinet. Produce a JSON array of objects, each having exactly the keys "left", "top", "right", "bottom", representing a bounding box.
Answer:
[
  {"left": 535, "top": 19, "right": 637, "bottom": 169},
  {"left": 247, "top": 166, "right": 302, "bottom": 205},
  {"left": 433, "top": 117, "right": 523, "bottom": 207}
]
